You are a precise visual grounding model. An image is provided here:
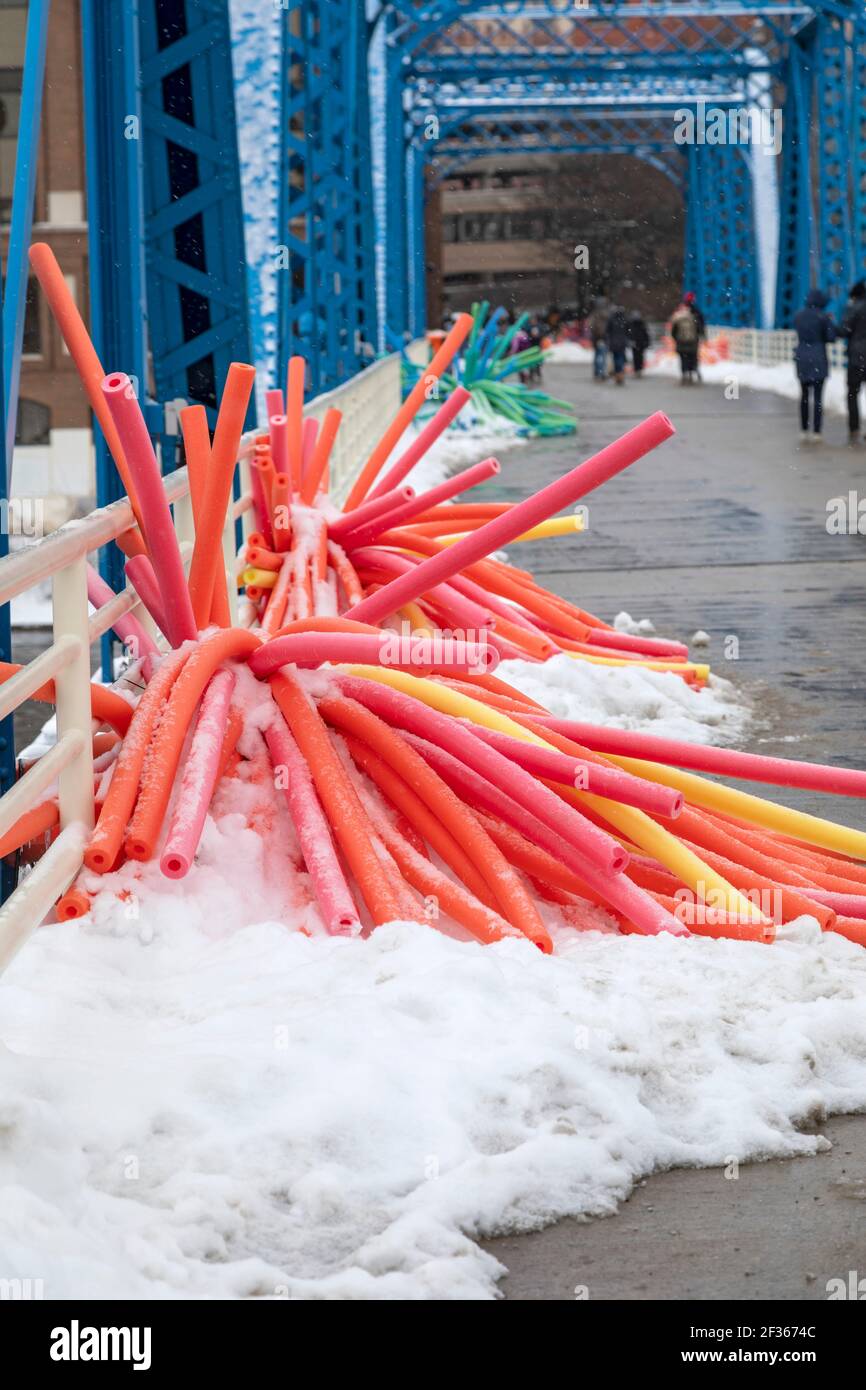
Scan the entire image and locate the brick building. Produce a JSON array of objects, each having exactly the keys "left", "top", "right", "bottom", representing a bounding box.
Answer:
[{"left": 1, "top": 0, "right": 93, "bottom": 506}]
